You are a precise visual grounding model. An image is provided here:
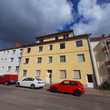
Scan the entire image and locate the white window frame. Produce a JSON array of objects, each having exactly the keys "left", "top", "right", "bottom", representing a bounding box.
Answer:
[
  {"left": 60, "top": 70, "right": 66, "bottom": 79},
  {"left": 73, "top": 70, "right": 81, "bottom": 79}
]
